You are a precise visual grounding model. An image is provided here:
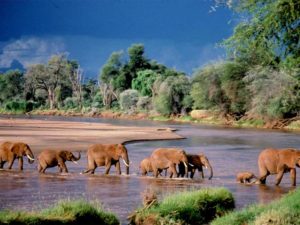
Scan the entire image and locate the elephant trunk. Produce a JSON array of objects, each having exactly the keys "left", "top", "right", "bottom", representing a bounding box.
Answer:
[
  {"left": 73, "top": 152, "right": 81, "bottom": 161},
  {"left": 207, "top": 163, "right": 213, "bottom": 180}
]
